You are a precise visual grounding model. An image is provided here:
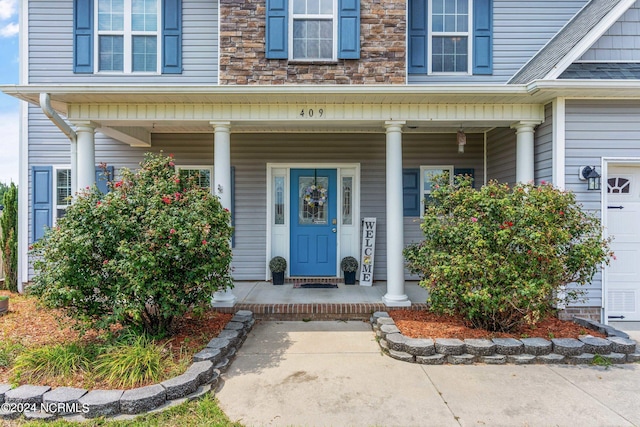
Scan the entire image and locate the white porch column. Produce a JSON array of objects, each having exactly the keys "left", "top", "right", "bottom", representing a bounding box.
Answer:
[
  {"left": 382, "top": 121, "right": 411, "bottom": 307},
  {"left": 210, "top": 121, "right": 237, "bottom": 307},
  {"left": 511, "top": 121, "right": 538, "bottom": 184},
  {"left": 73, "top": 121, "right": 96, "bottom": 193}
]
